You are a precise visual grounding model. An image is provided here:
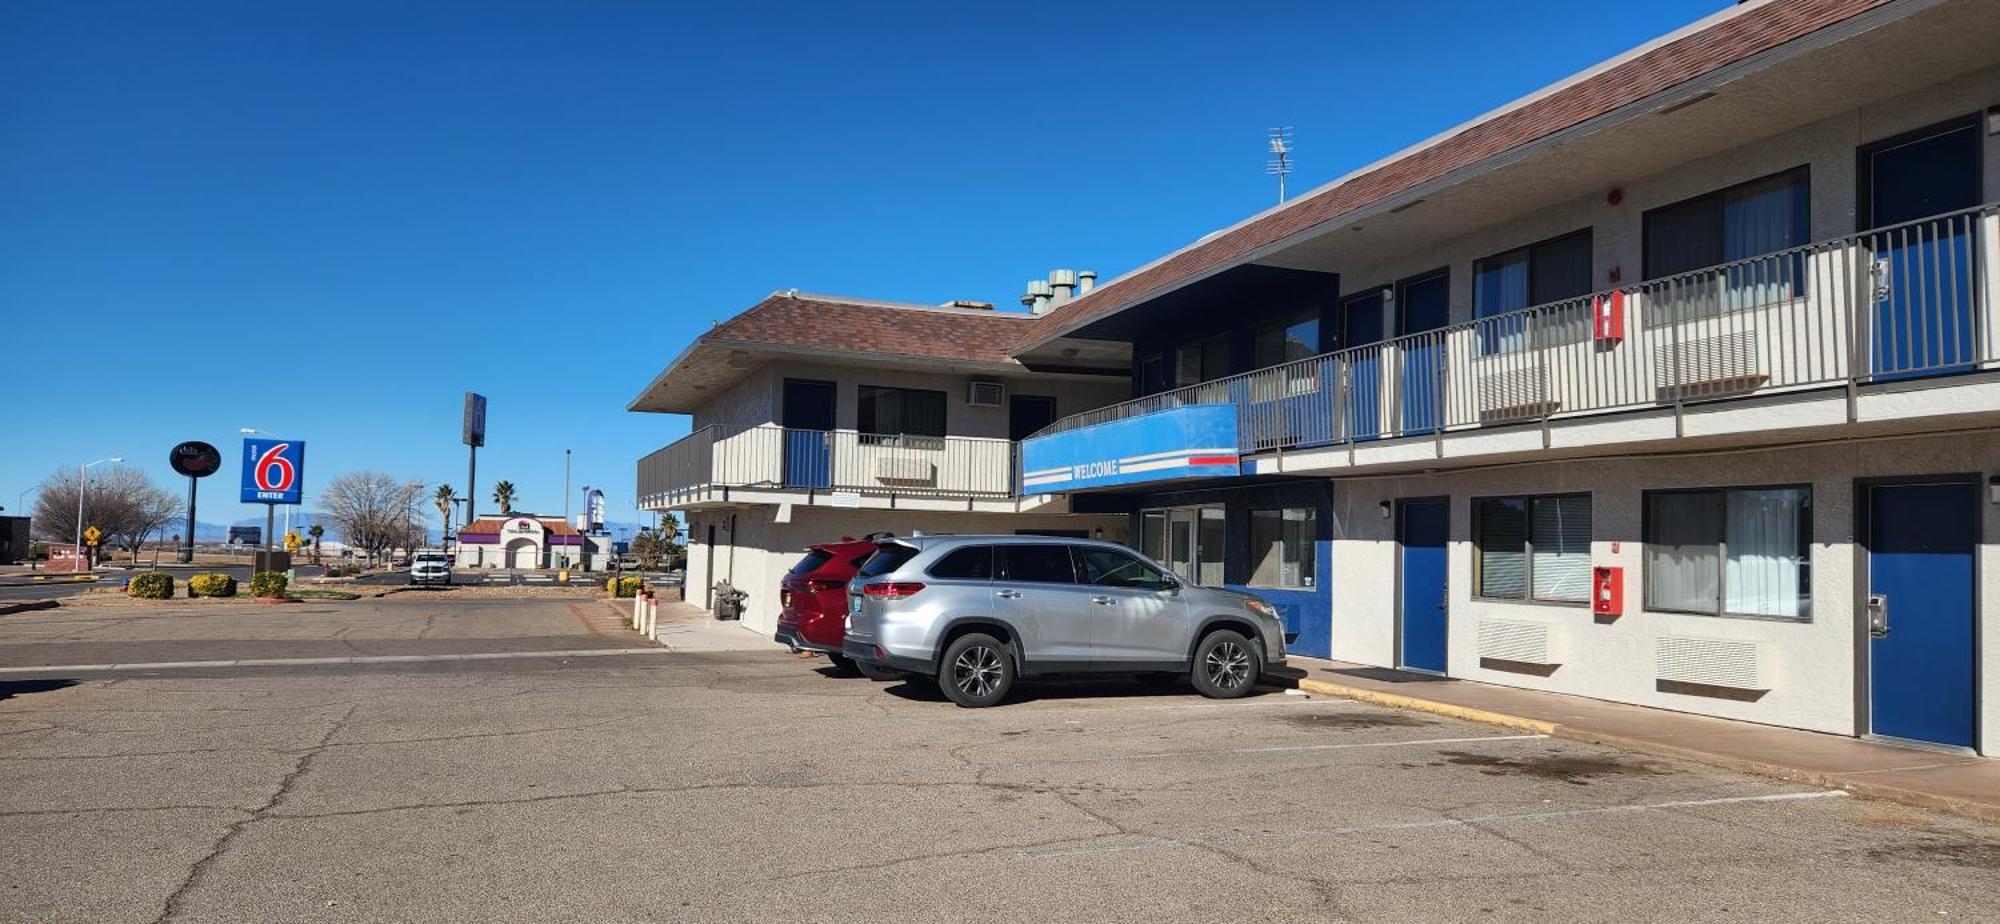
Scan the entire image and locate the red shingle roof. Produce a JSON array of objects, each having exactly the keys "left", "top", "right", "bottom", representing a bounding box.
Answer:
[
  {"left": 1019, "top": 0, "right": 1892, "bottom": 349},
  {"left": 710, "top": 293, "right": 1035, "bottom": 364},
  {"left": 459, "top": 516, "right": 581, "bottom": 537}
]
